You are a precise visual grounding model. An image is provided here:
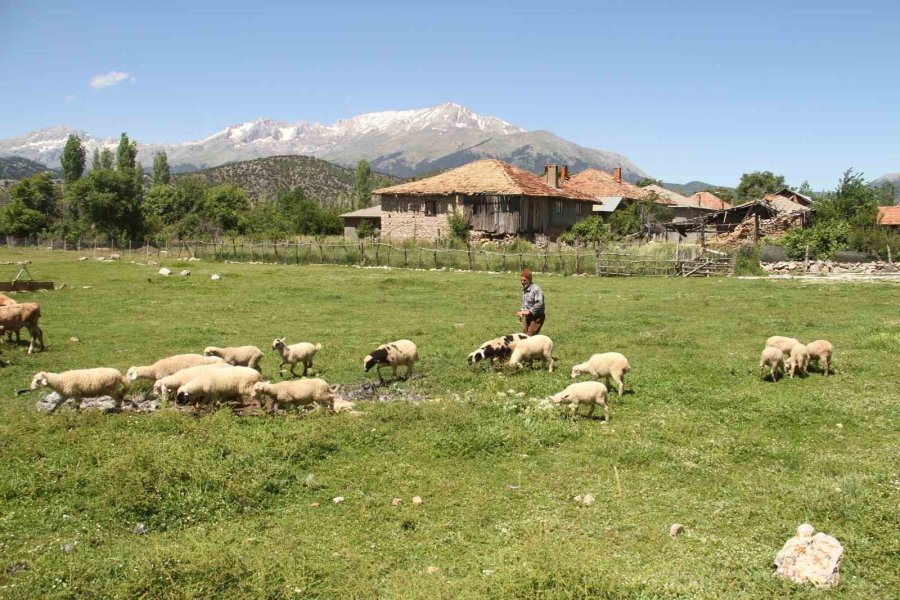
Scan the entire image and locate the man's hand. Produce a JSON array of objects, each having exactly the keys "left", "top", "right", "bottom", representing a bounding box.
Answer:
[{"left": 516, "top": 310, "right": 530, "bottom": 319}]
